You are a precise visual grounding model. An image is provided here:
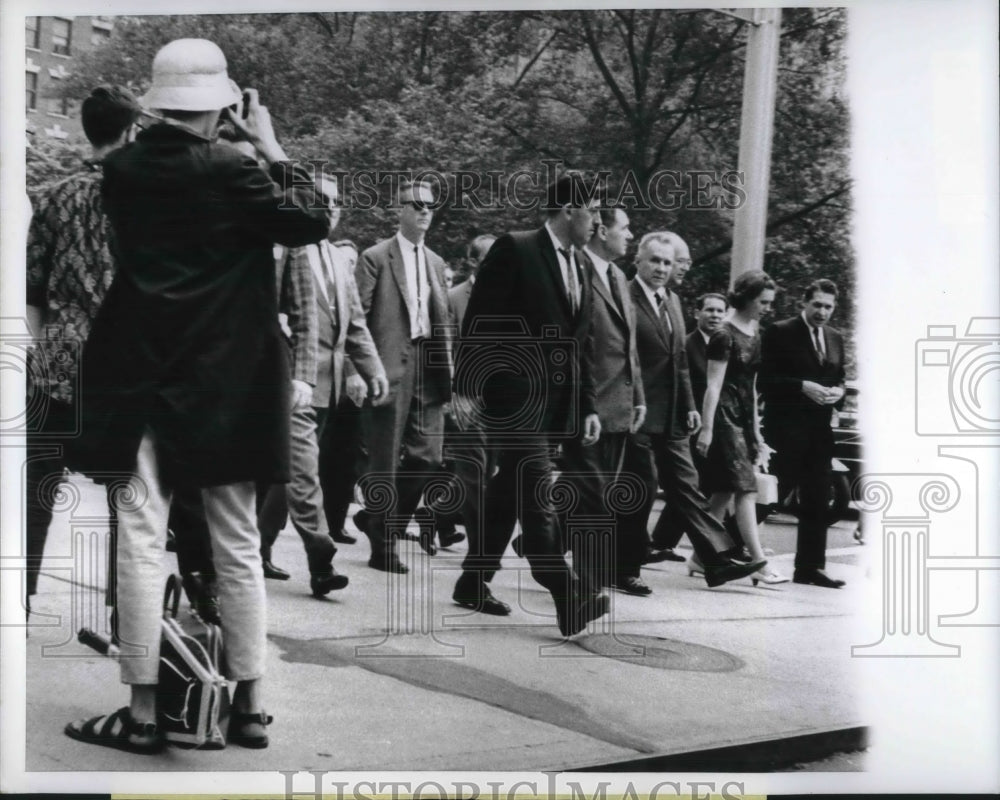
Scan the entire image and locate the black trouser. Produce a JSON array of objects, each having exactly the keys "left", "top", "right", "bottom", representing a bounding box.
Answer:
[
  {"left": 318, "top": 394, "right": 364, "bottom": 537},
  {"left": 454, "top": 426, "right": 575, "bottom": 599},
  {"left": 621, "top": 432, "right": 736, "bottom": 567},
  {"left": 558, "top": 432, "right": 636, "bottom": 590},
  {"left": 772, "top": 425, "right": 833, "bottom": 571},
  {"left": 25, "top": 397, "right": 77, "bottom": 599}
]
